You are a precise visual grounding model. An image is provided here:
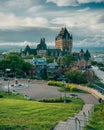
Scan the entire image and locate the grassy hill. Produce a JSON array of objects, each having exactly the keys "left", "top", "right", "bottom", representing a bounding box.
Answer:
[
  {"left": 85, "top": 101, "right": 104, "bottom": 130},
  {"left": 0, "top": 92, "right": 83, "bottom": 130}
]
